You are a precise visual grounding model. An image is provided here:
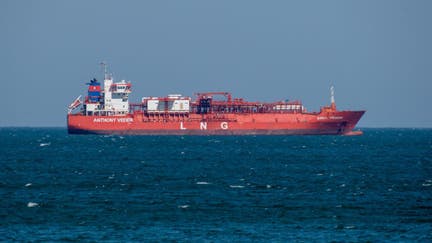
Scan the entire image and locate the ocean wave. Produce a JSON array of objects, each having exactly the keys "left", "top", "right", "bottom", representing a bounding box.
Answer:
[{"left": 27, "top": 202, "right": 38, "bottom": 208}]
